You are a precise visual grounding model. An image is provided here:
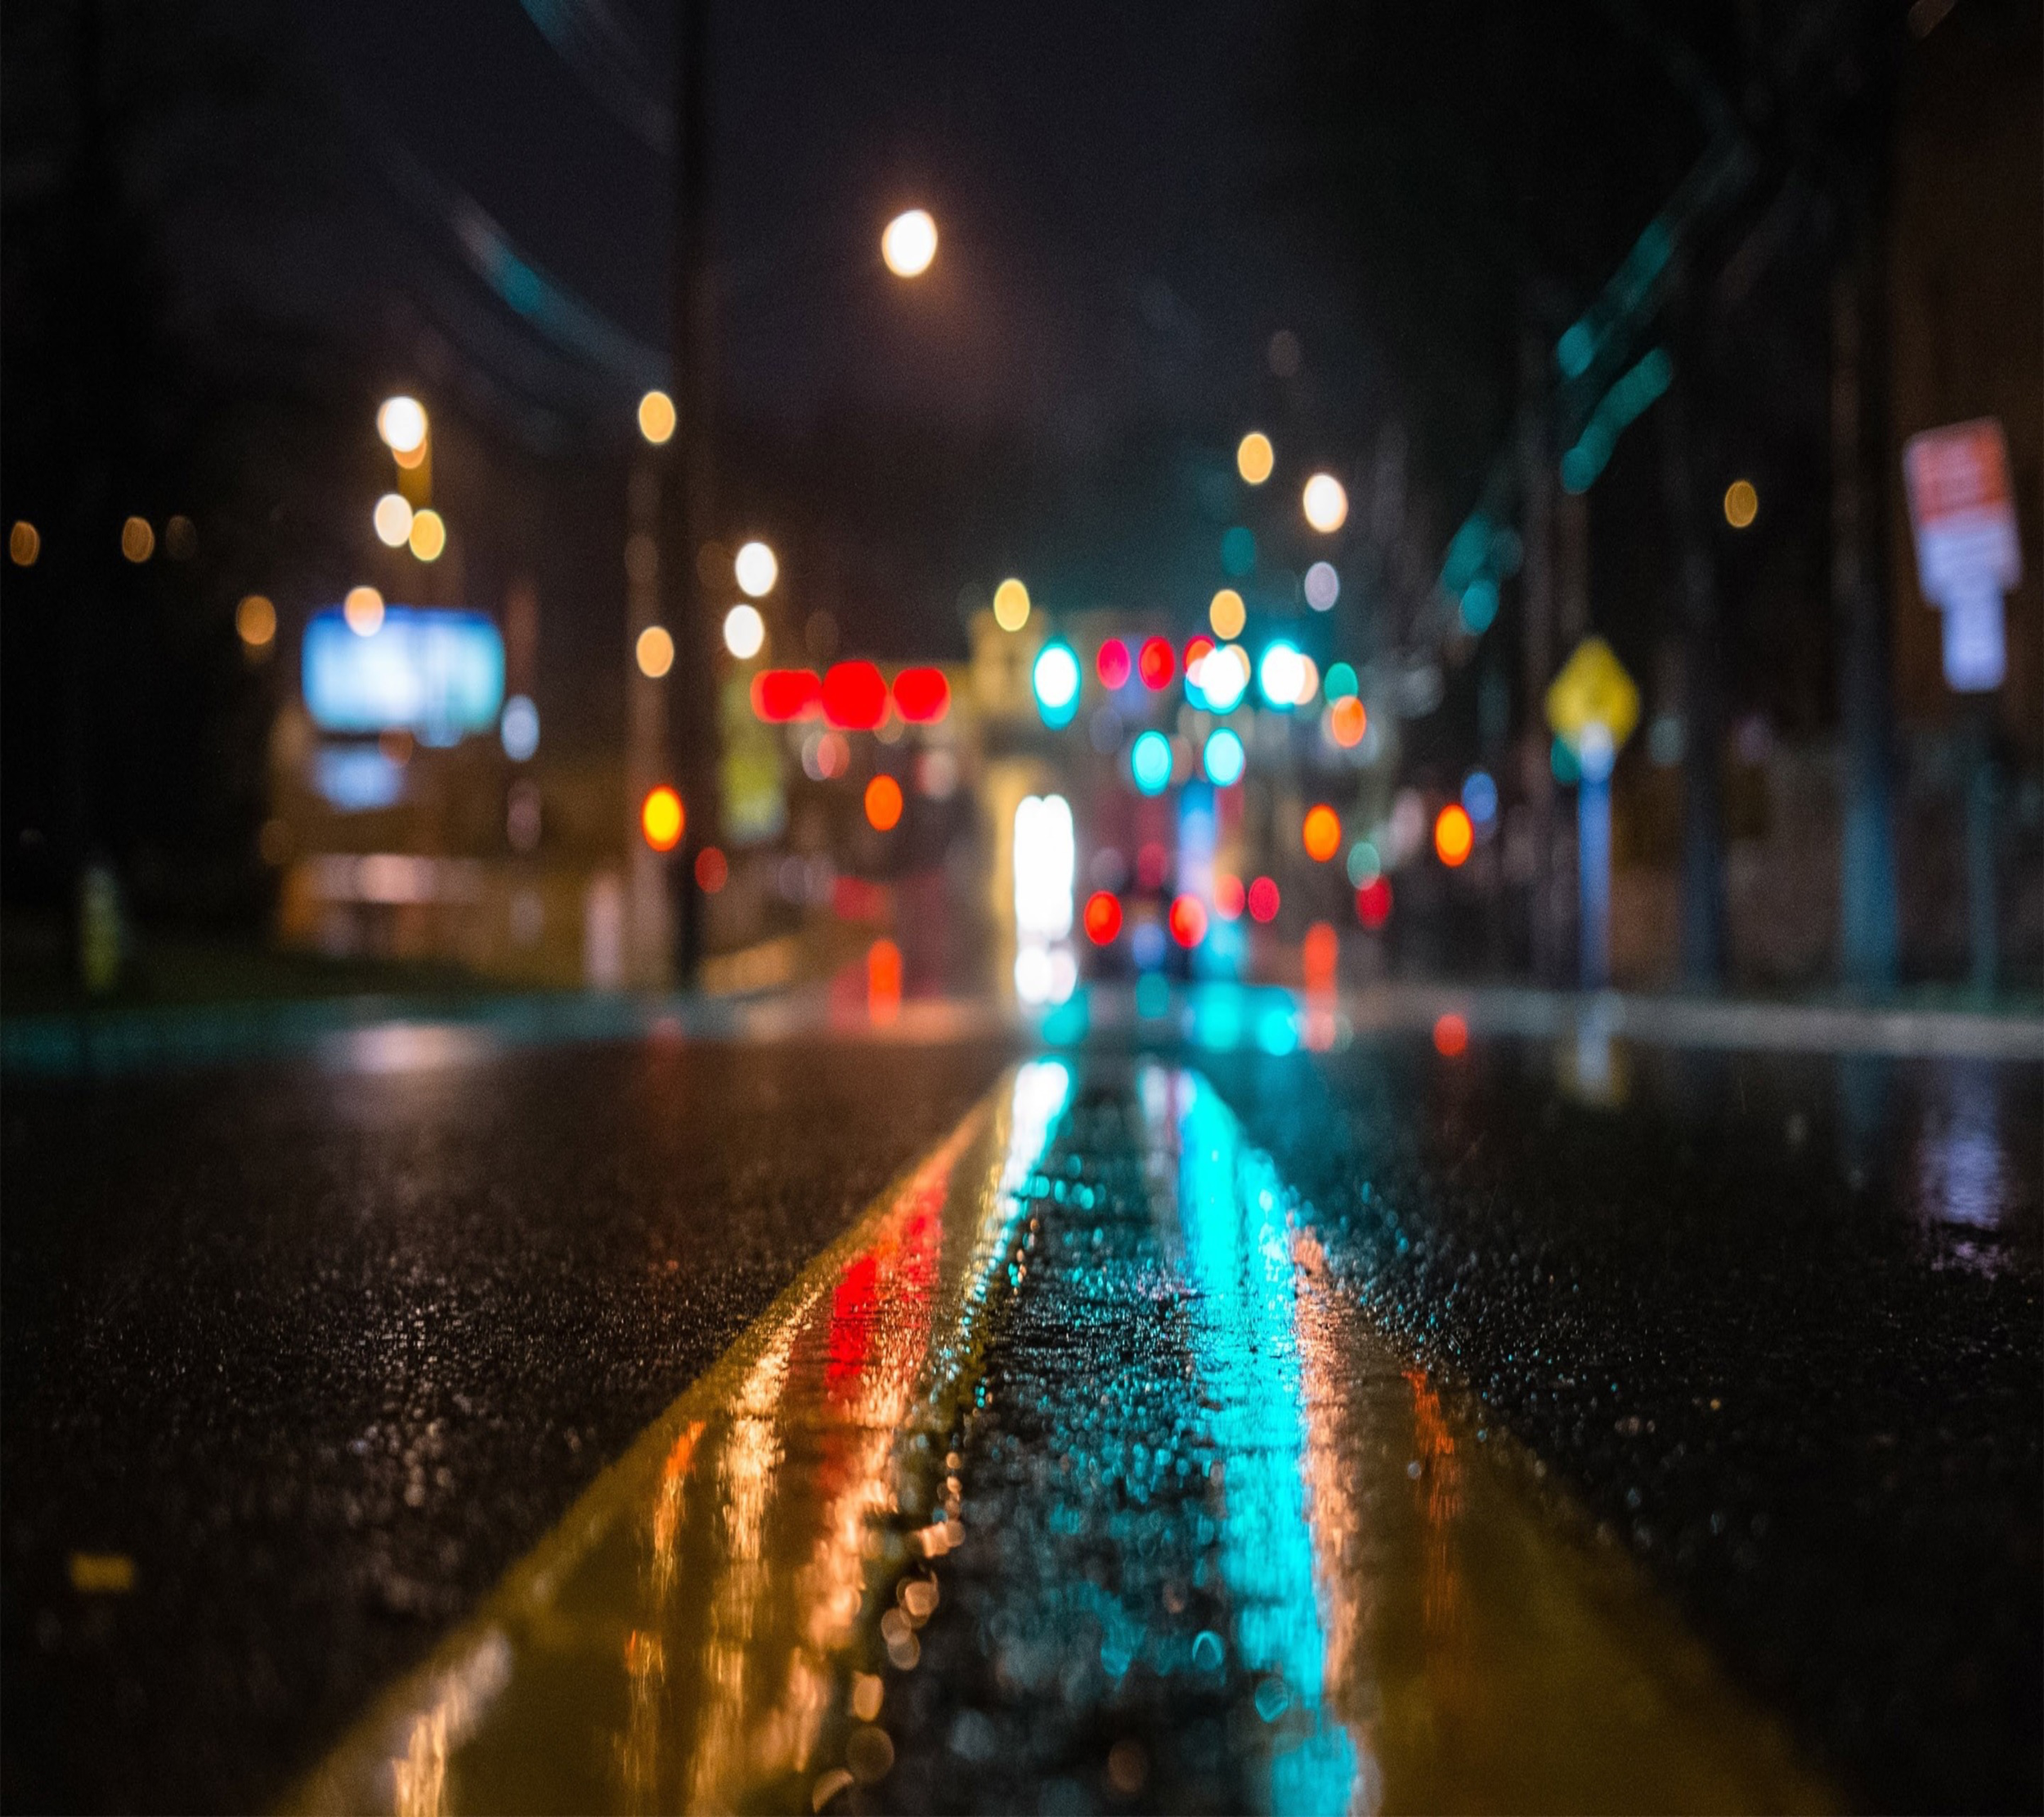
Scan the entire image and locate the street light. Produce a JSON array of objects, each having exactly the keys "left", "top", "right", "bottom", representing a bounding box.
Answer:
[
  {"left": 376, "top": 396, "right": 428, "bottom": 456},
  {"left": 373, "top": 494, "right": 413, "bottom": 547},
  {"left": 636, "top": 625, "right": 675, "bottom": 678},
  {"left": 723, "top": 603, "right": 764, "bottom": 658},
  {"left": 638, "top": 389, "right": 677, "bottom": 445},
  {"left": 1302, "top": 473, "right": 1348, "bottom": 533},
  {"left": 733, "top": 540, "right": 778, "bottom": 598},
  {"left": 881, "top": 209, "right": 938, "bottom": 278},
  {"left": 407, "top": 508, "right": 446, "bottom": 562},
  {"left": 992, "top": 577, "right": 1030, "bottom": 633}
]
